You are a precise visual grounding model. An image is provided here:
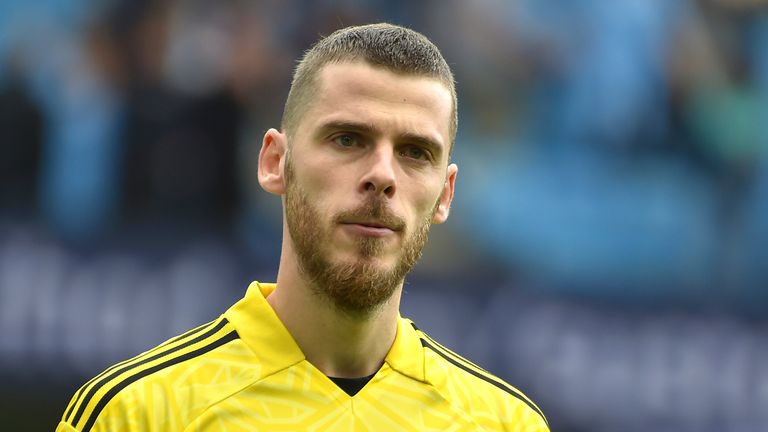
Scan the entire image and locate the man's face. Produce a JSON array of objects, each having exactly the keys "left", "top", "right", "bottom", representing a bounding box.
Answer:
[{"left": 283, "top": 61, "right": 456, "bottom": 315}]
